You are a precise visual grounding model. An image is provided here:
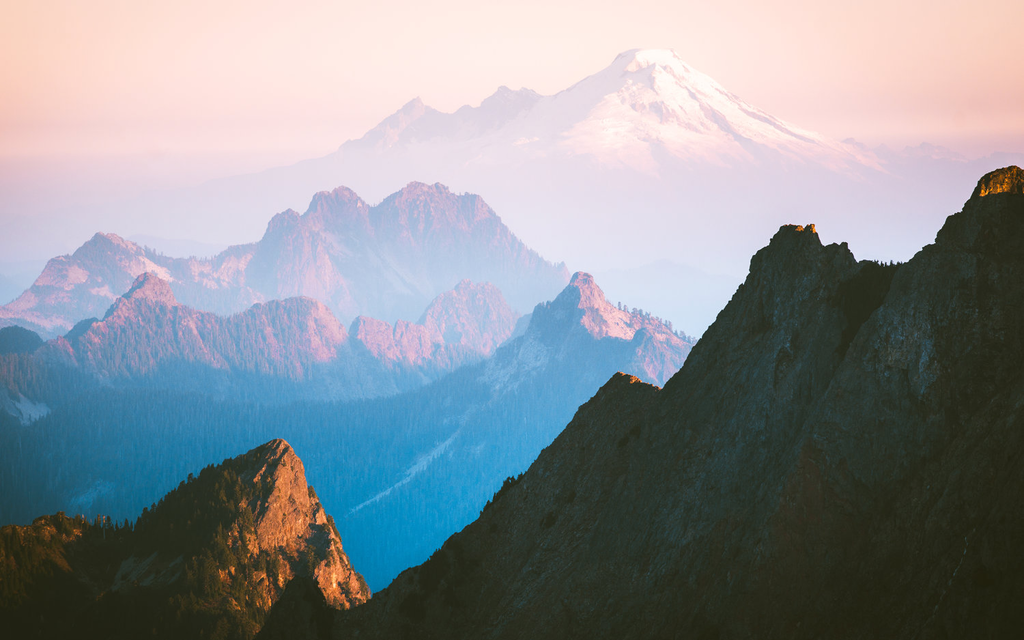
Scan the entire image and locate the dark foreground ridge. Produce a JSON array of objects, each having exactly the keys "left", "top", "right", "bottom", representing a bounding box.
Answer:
[
  {"left": 0, "top": 439, "right": 368, "bottom": 640},
  {"left": 315, "top": 166, "right": 1023, "bottom": 638}
]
